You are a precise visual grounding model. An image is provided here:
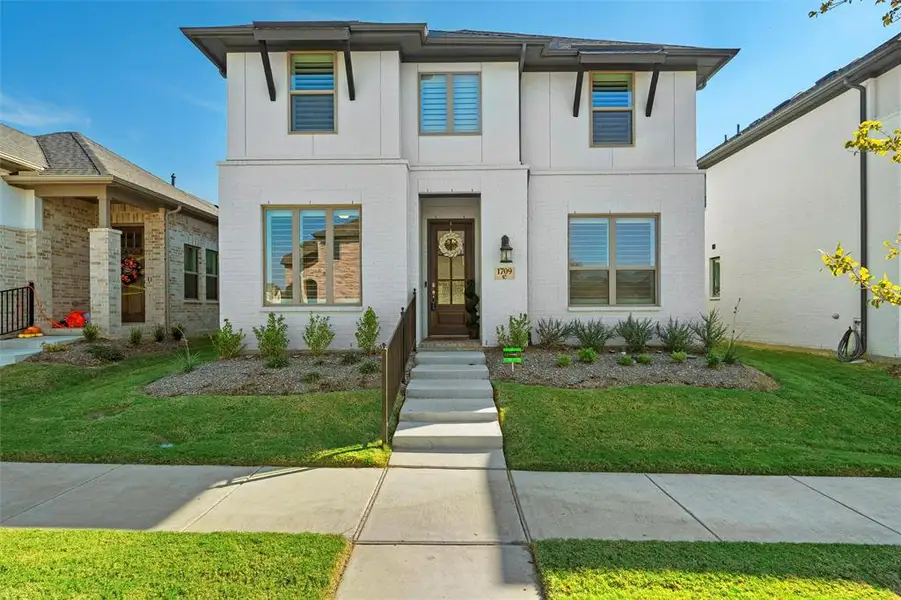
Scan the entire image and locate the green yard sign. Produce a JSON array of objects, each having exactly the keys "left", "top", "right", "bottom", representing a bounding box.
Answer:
[{"left": 503, "top": 347, "right": 522, "bottom": 373}]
